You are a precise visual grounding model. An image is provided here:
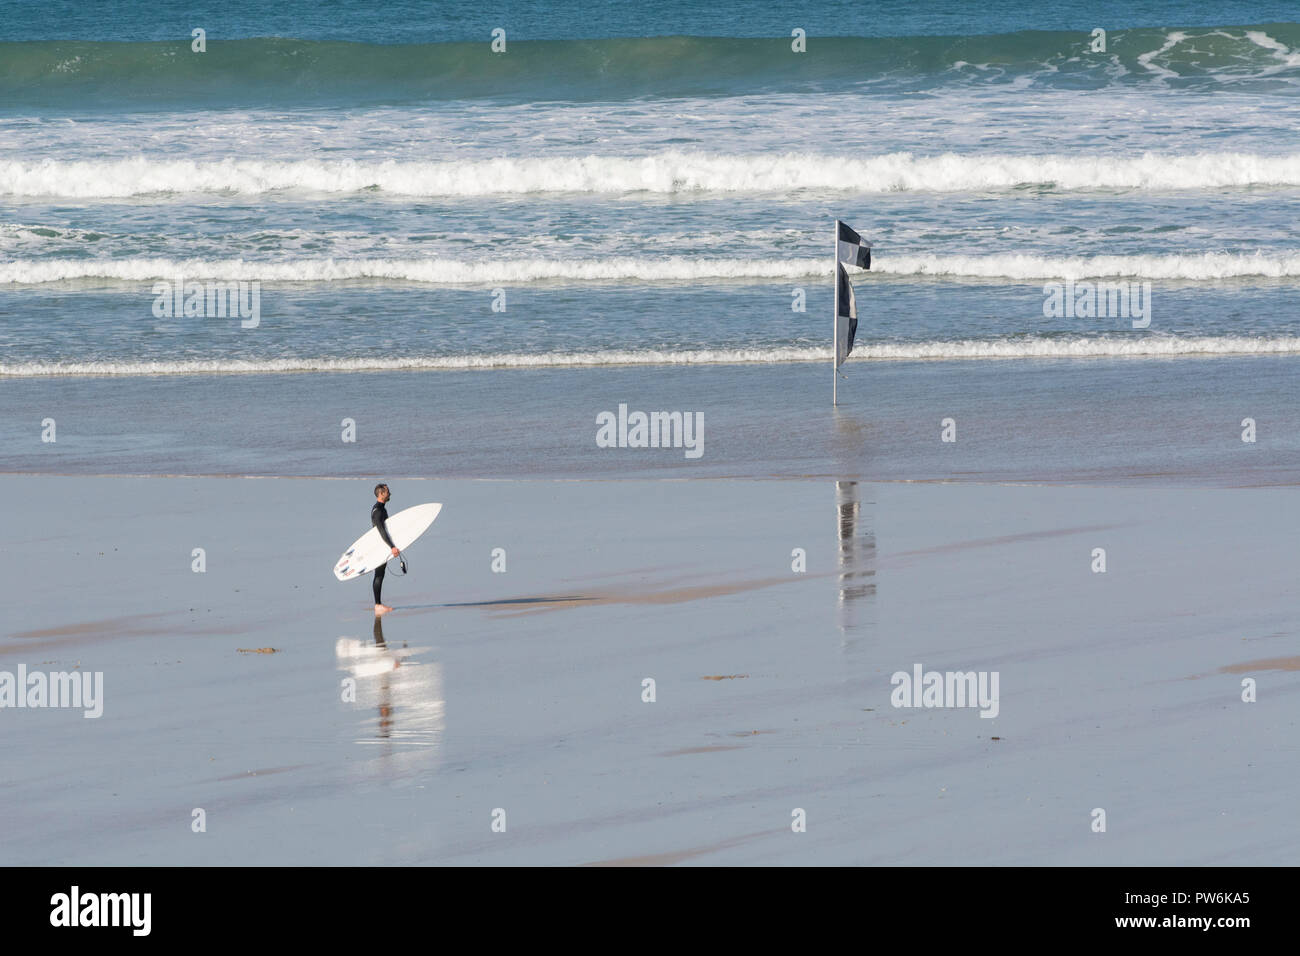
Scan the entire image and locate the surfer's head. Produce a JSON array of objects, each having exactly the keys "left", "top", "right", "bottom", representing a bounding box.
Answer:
[{"left": 374, "top": 483, "right": 390, "bottom": 503}]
